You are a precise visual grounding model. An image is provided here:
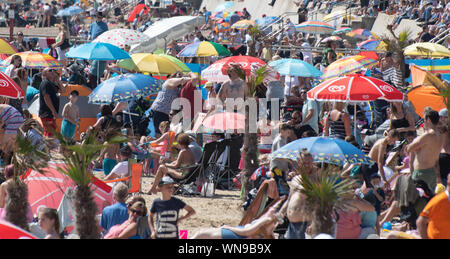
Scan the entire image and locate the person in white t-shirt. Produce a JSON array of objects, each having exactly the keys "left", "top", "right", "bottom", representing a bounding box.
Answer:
[{"left": 104, "top": 146, "right": 133, "bottom": 183}]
